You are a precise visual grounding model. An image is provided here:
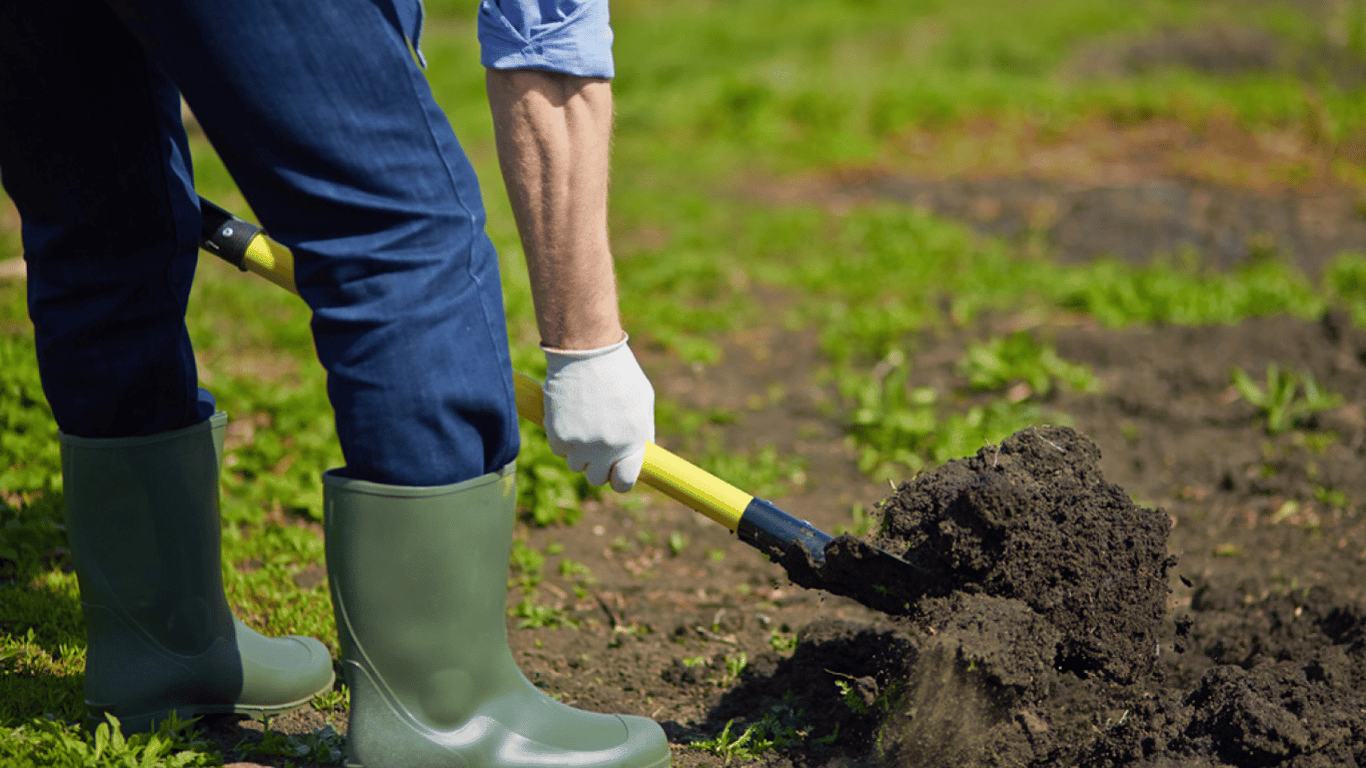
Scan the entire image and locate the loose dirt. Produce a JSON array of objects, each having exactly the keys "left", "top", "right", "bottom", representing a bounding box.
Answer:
[
  {"left": 785, "top": 424, "right": 1172, "bottom": 680},
  {"left": 873, "top": 426, "right": 1173, "bottom": 686}
]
